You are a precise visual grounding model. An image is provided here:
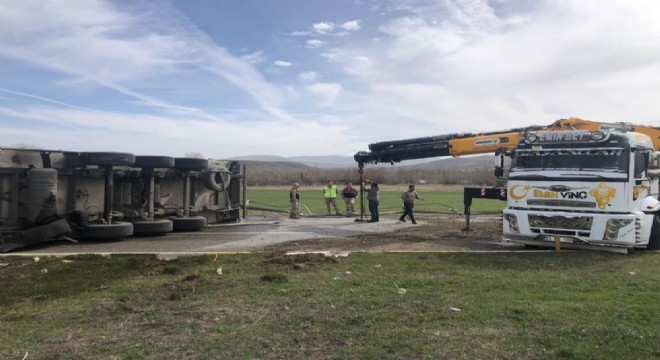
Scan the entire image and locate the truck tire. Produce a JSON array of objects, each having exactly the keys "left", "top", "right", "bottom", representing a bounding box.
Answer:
[
  {"left": 84, "top": 152, "right": 136, "bottom": 167},
  {"left": 132, "top": 219, "right": 173, "bottom": 236},
  {"left": 201, "top": 168, "right": 230, "bottom": 191},
  {"left": 648, "top": 215, "right": 660, "bottom": 250},
  {"left": 133, "top": 156, "right": 175, "bottom": 169},
  {"left": 174, "top": 158, "right": 208, "bottom": 171},
  {"left": 77, "top": 221, "right": 133, "bottom": 240},
  {"left": 170, "top": 216, "right": 207, "bottom": 232}
]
